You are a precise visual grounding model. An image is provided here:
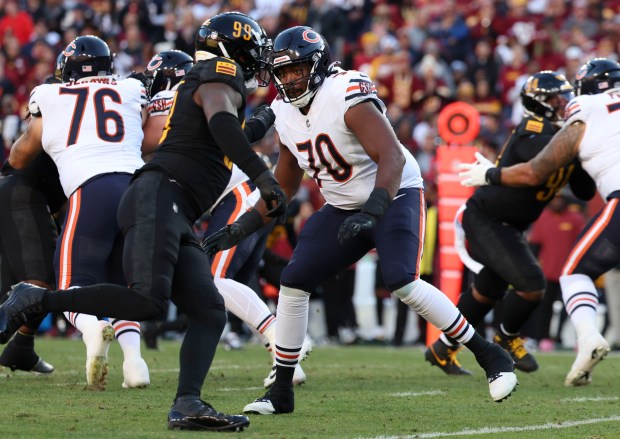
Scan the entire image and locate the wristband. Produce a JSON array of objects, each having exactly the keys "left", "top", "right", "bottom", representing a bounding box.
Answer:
[
  {"left": 485, "top": 167, "right": 502, "bottom": 185},
  {"left": 236, "top": 208, "right": 264, "bottom": 235},
  {"left": 361, "top": 187, "right": 391, "bottom": 218}
]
